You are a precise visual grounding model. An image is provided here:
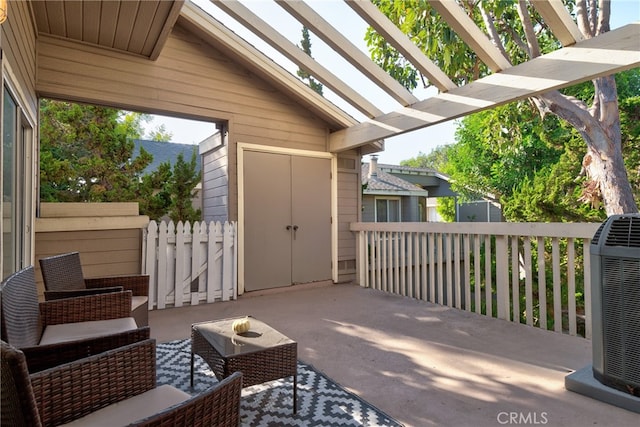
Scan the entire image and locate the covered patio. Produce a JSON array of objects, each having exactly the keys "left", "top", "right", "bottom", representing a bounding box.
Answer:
[{"left": 149, "top": 282, "right": 637, "bottom": 427}]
